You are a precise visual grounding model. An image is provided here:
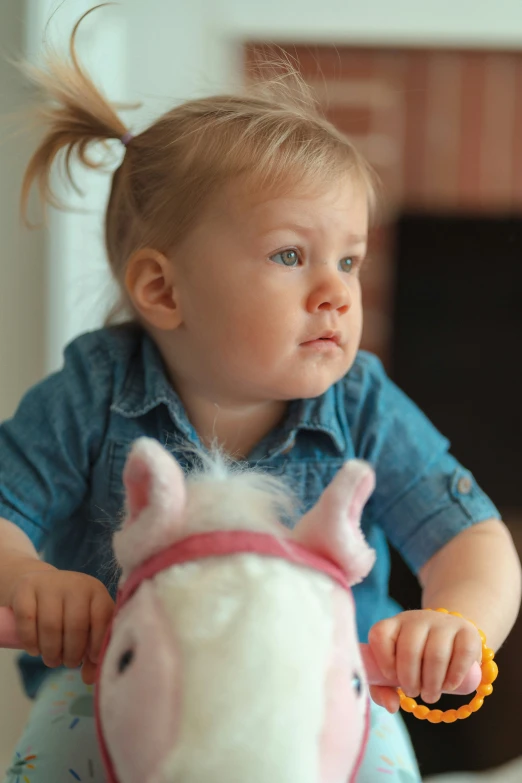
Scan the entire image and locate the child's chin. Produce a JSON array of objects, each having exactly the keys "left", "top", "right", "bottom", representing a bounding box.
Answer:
[{"left": 286, "top": 372, "right": 347, "bottom": 400}]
